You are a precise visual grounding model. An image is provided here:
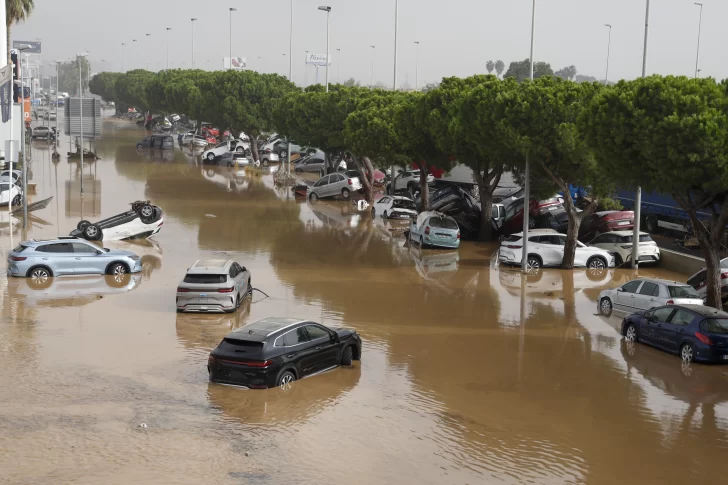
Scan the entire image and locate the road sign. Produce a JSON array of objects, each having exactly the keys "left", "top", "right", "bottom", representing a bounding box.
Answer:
[
  {"left": 12, "top": 41, "right": 41, "bottom": 54},
  {"left": 223, "top": 57, "right": 247, "bottom": 70},
  {"left": 306, "top": 53, "right": 330, "bottom": 66}
]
